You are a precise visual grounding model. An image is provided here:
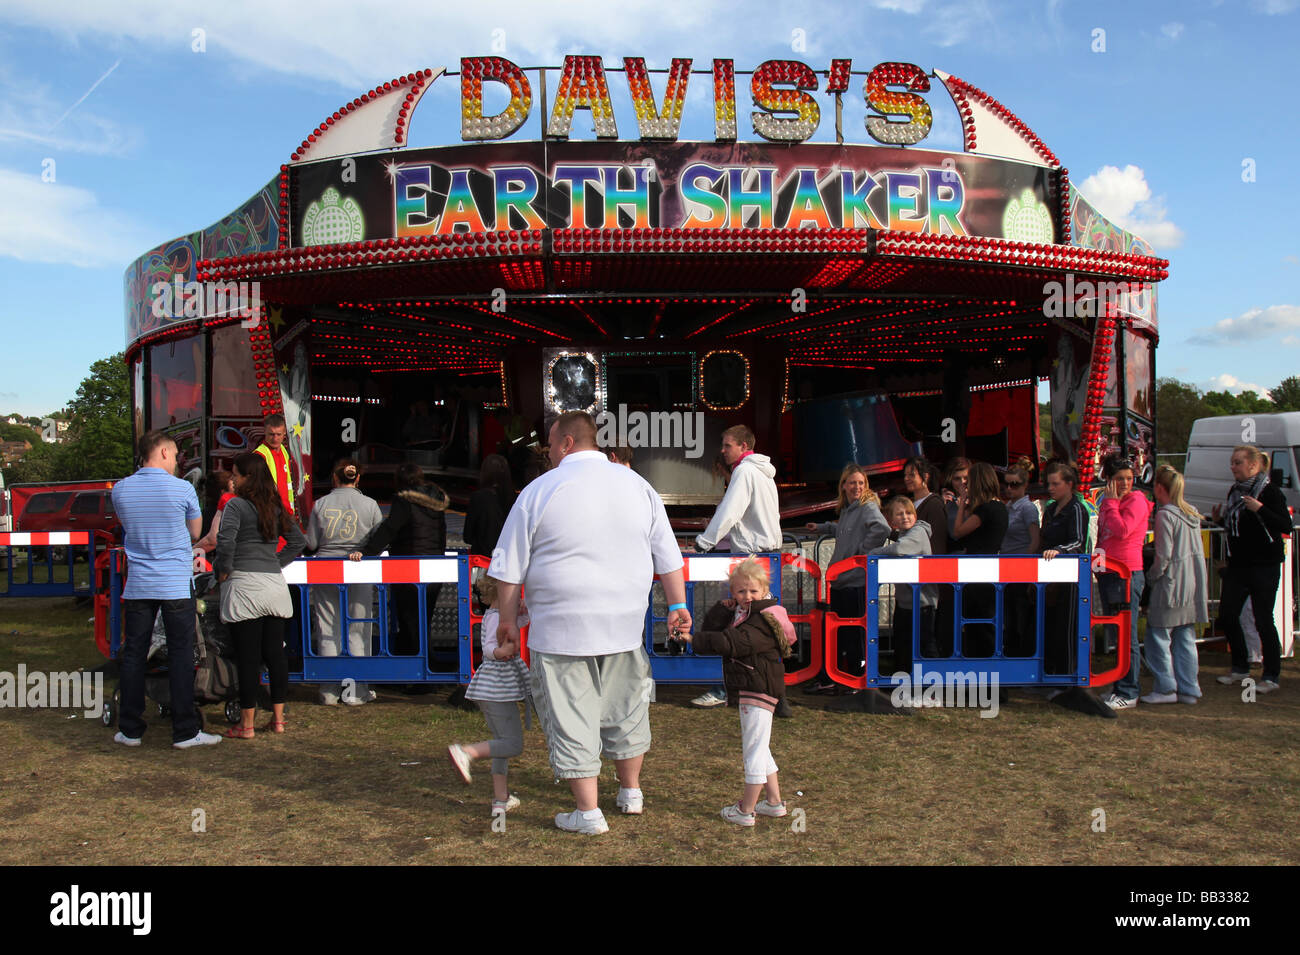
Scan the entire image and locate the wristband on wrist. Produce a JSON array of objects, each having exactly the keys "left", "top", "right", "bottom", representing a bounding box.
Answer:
[{"left": 668, "top": 602, "right": 687, "bottom": 612}]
